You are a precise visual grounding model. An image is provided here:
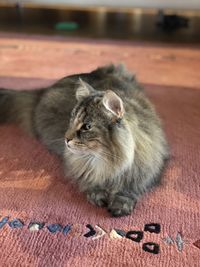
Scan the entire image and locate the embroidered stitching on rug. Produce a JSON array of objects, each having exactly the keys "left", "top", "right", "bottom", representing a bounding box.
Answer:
[
  {"left": 163, "top": 232, "right": 189, "bottom": 252},
  {"left": 1, "top": 216, "right": 193, "bottom": 255}
]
